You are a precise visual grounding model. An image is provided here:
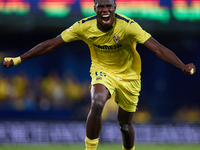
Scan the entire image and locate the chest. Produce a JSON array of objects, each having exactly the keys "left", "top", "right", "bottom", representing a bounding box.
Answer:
[{"left": 85, "top": 28, "right": 126, "bottom": 46}]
